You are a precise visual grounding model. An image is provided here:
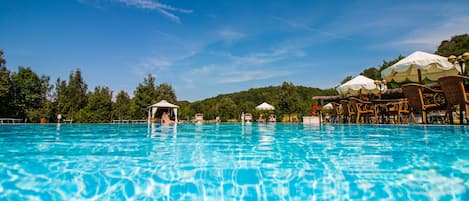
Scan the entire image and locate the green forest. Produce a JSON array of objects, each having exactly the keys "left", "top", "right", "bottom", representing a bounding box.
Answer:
[{"left": 1, "top": 34, "right": 468, "bottom": 123}]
